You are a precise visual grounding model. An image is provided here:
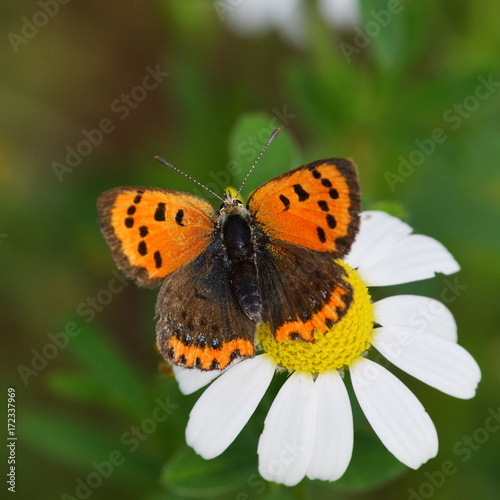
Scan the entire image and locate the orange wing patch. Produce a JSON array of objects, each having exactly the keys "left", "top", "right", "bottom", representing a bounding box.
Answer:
[
  {"left": 248, "top": 159, "right": 360, "bottom": 257},
  {"left": 162, "top": 336, "right": 255, "bottom": 370},
  {"left": 274, "top": 283, "right": 351, "bottom": 342},
  {"left": 98, "top": 187, "right": 217, "bottom": 287}
]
